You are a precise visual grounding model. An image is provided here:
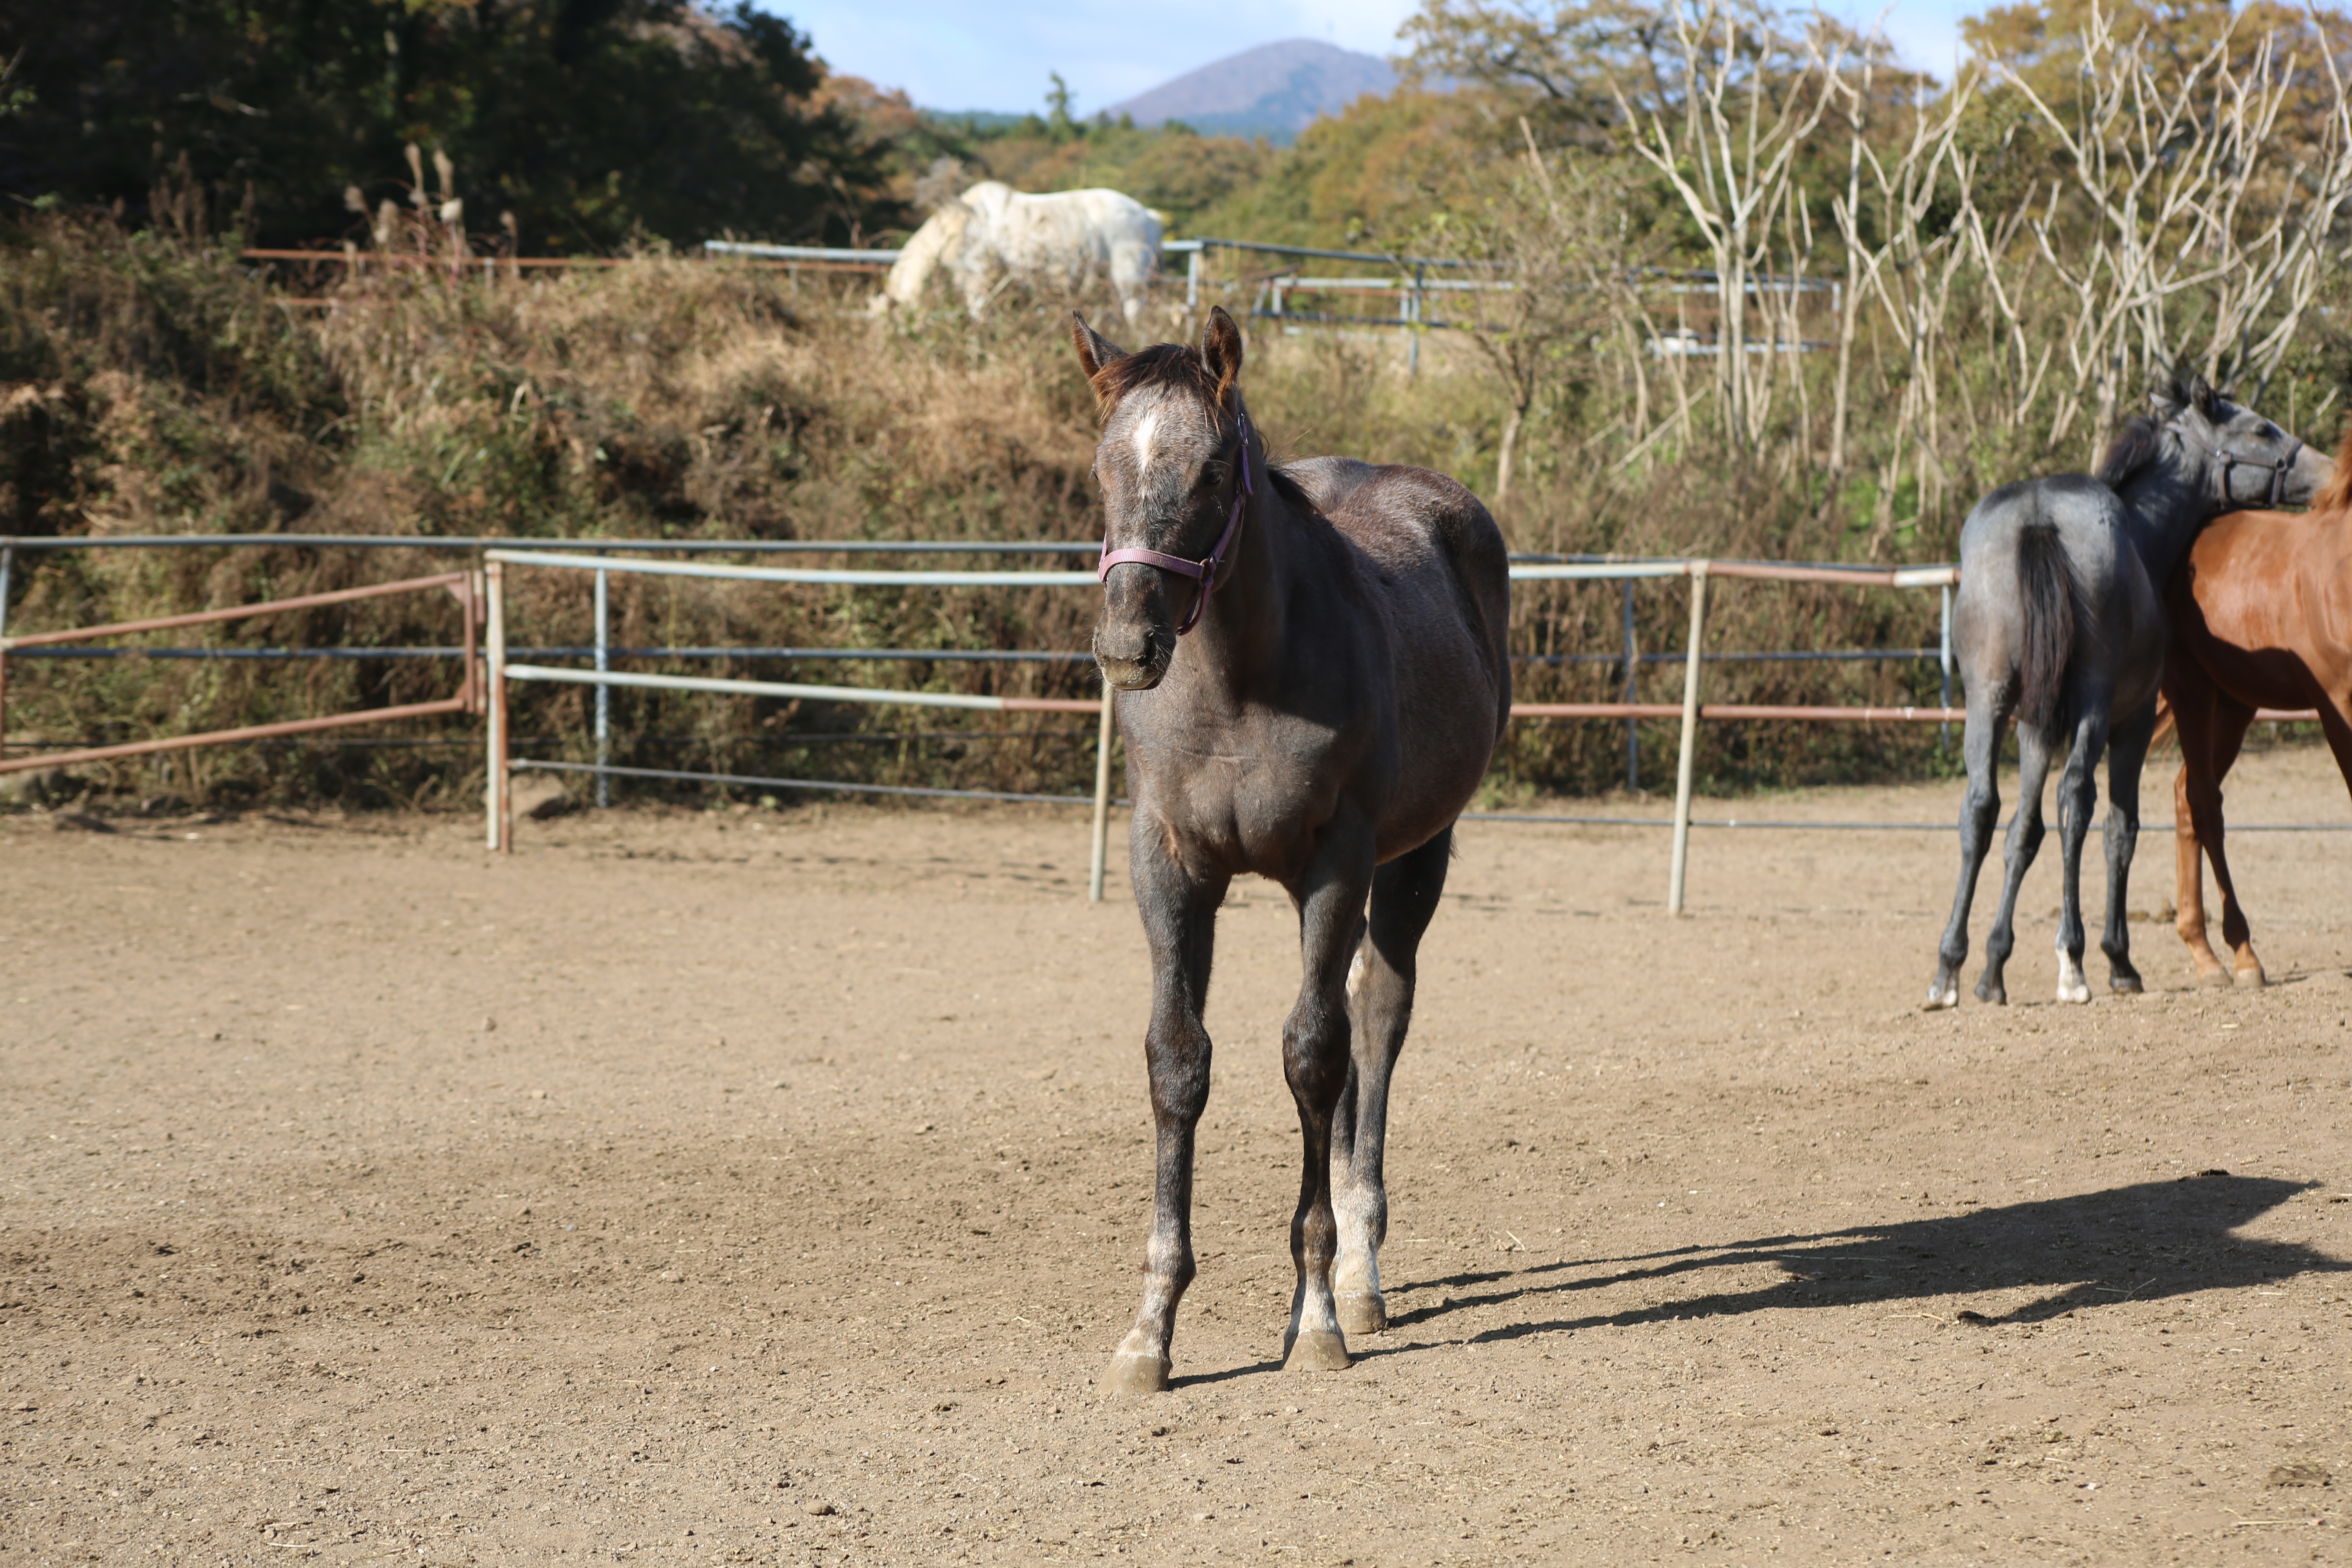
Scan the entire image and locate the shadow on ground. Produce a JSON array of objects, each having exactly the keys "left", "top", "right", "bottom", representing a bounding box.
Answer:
[{"left": 1382, "top": 1174, "right": 2345, "bottom": 1345}]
